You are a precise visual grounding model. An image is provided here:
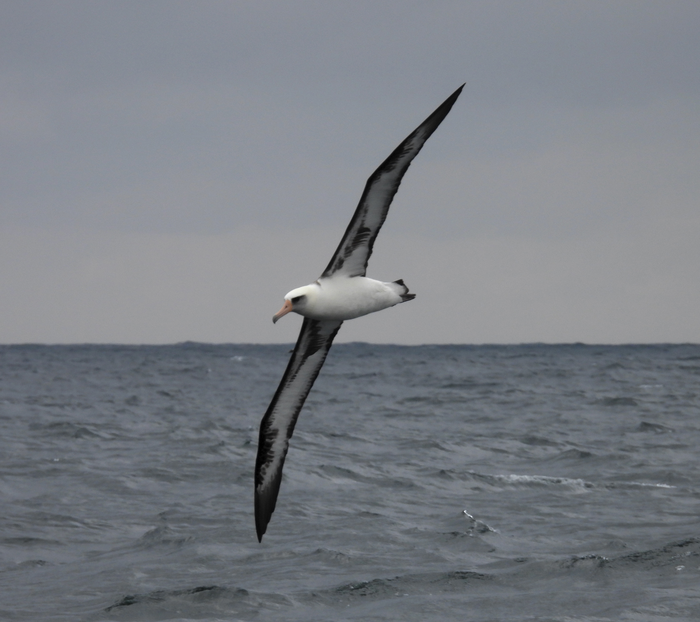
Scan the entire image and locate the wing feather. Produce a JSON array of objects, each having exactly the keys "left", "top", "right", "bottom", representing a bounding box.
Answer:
[
  {"left": 254, "top": 318, "right": 343, "bottom": 541},
  {"left": 321, "top": 84, "right": 464, "bottom": 278}
]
